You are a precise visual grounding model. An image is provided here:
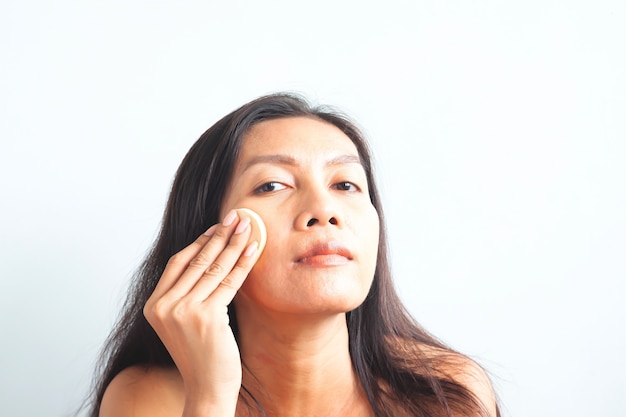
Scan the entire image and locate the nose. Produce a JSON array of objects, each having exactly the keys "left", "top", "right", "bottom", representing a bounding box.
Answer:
[
  {"left": 295, "top": 187, "right": 342, "bottom": 230},
  {"left": 306, "top": 217, "right": 338, "bottom": 227}
]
